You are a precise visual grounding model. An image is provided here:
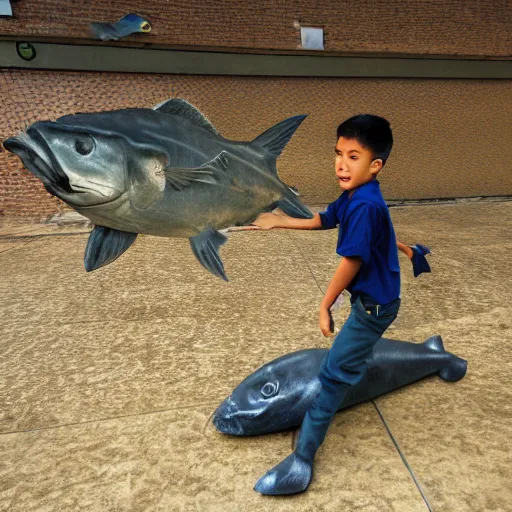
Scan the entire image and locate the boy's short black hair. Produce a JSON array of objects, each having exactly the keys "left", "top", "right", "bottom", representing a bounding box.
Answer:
[{"left": 337, "top": 114, "right": 393, "bottom": 165}]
